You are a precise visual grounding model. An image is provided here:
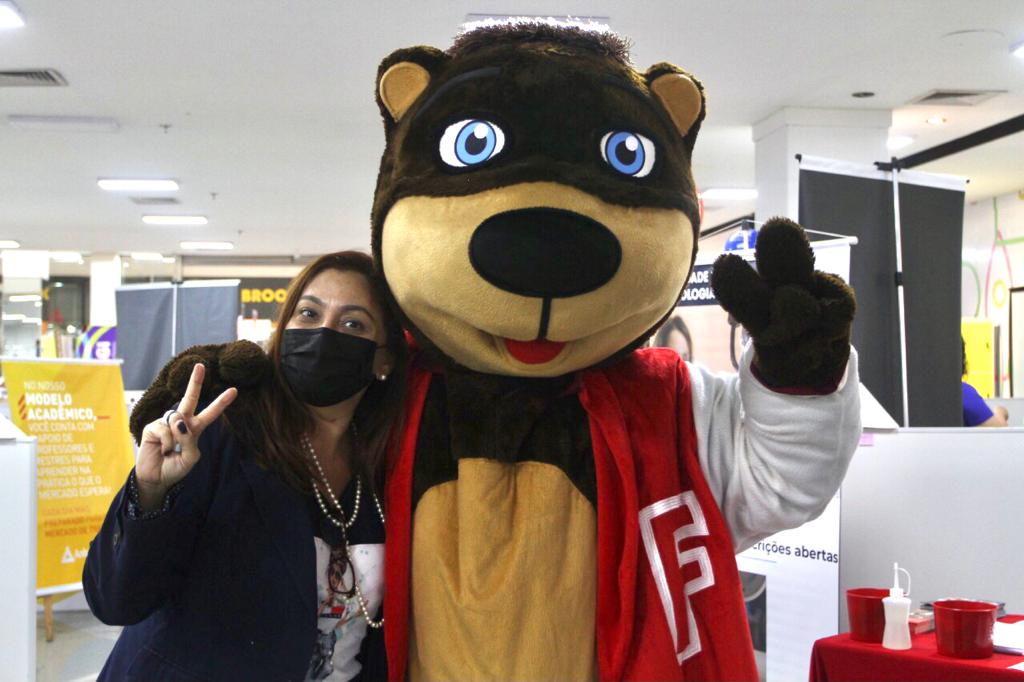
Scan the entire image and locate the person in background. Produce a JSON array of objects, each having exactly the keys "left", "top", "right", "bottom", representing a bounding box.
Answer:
[
  {"left": 84, "top": 251, "right": 407, "bottom": 681},
  {"left": 653, "top": 311, "right": 693, "bottom": 361},
  {"left": 961, "top": 337, "right": 1008, "bottom": 427}
]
